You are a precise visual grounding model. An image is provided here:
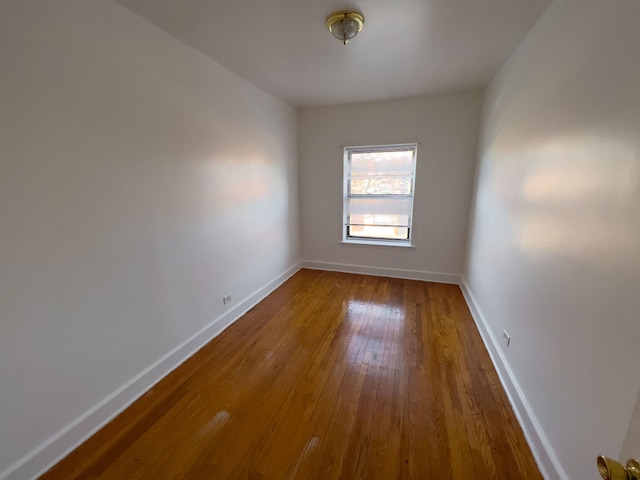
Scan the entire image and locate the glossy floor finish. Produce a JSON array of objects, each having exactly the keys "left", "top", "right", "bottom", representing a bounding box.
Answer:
[{"left": 41, "top": 270, "right": 542, "bottom": 479}]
